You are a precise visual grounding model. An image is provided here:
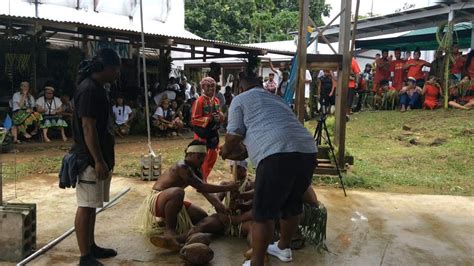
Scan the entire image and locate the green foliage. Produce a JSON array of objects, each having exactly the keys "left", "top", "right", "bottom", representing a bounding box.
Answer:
[{"left": 185, "top": 0, "right": 331, "bottom": 43}]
